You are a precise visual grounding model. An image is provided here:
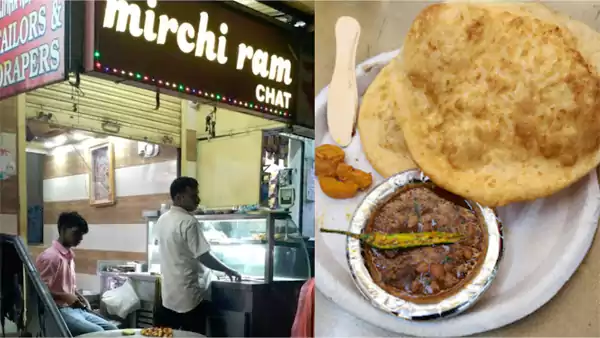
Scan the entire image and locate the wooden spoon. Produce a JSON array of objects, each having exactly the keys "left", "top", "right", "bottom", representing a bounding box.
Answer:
[{"left": 327, "top": 16, "right": 361, "bottom": 148}]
